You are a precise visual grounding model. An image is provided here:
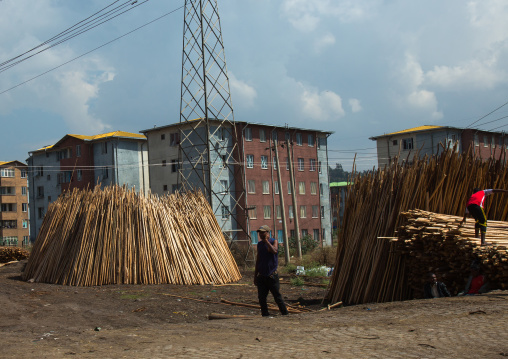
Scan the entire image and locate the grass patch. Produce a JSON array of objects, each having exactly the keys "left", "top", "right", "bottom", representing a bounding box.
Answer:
[{"left": 290, "top": 277, "right": 305, "bottom": 286}]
